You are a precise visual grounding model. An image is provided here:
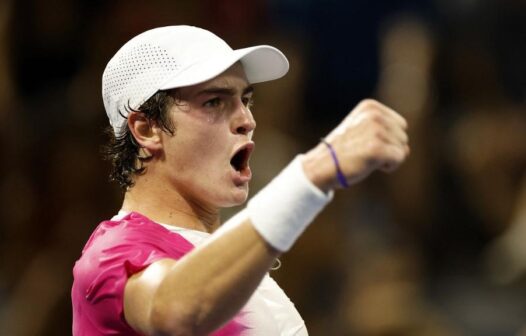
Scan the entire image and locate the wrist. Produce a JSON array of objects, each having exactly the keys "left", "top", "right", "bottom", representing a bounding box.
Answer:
[{"left": 302, "top": 143, "right": 339, "bottom": 193}]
